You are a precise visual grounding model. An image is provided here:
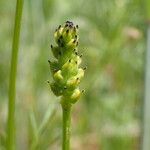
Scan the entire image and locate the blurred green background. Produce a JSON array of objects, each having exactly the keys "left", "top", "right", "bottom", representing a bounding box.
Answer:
[{"left": 0, "top": 0, "right": 146, "bottom": 149}]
